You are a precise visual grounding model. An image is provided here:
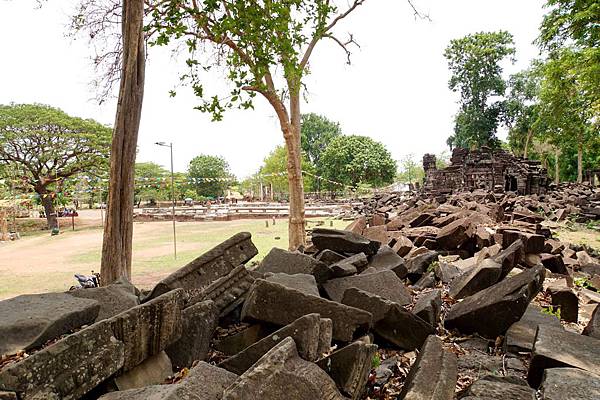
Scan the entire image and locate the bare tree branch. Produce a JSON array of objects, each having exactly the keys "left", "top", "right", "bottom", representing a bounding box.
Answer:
[
  {"left": 300, "top": 0, "right": 366, "bottom": 69},
  {"left": 324, "top": 33, "right": 360, "bottom": 65}
]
